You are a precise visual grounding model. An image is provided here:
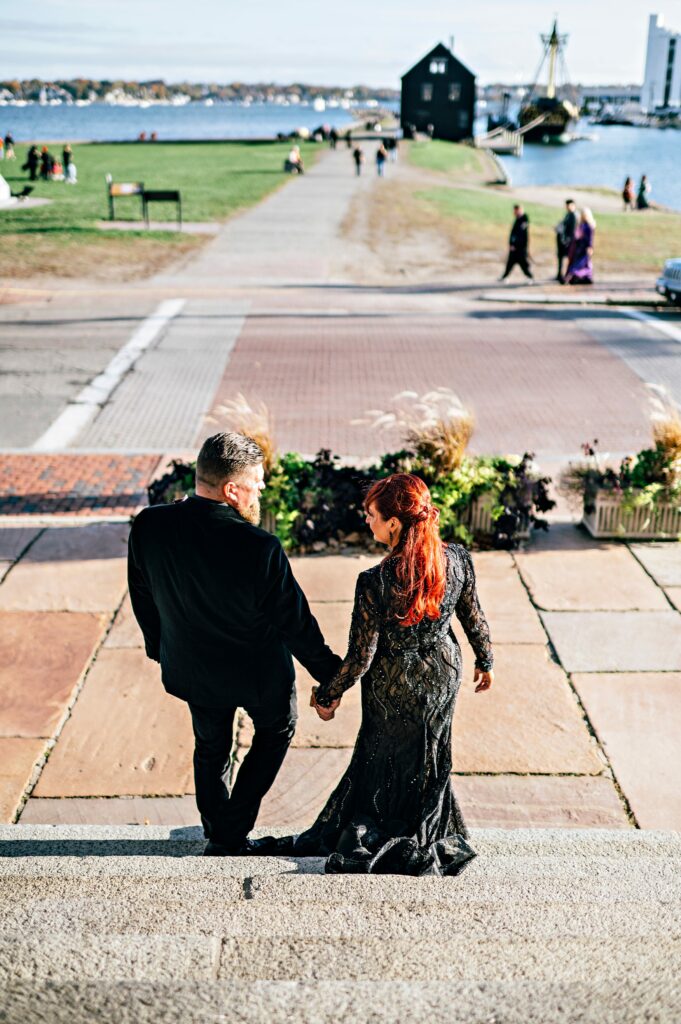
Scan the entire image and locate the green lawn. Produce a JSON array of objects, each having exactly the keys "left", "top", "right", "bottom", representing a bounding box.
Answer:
[
  {"left": 417, "top": 185, "right": 681, "bottom": 273},
  {"left": 408, "top": 140, "right": 490, "bottom": 178},
  {"left": 0, "top": 141, "right": 318, "bottom": 279}
]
